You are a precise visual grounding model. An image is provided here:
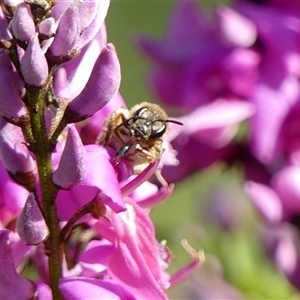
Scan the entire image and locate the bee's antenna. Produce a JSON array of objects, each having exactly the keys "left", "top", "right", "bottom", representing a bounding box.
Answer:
[{"left": 165, "top": 119, "right": 183, "bottom": 126}]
